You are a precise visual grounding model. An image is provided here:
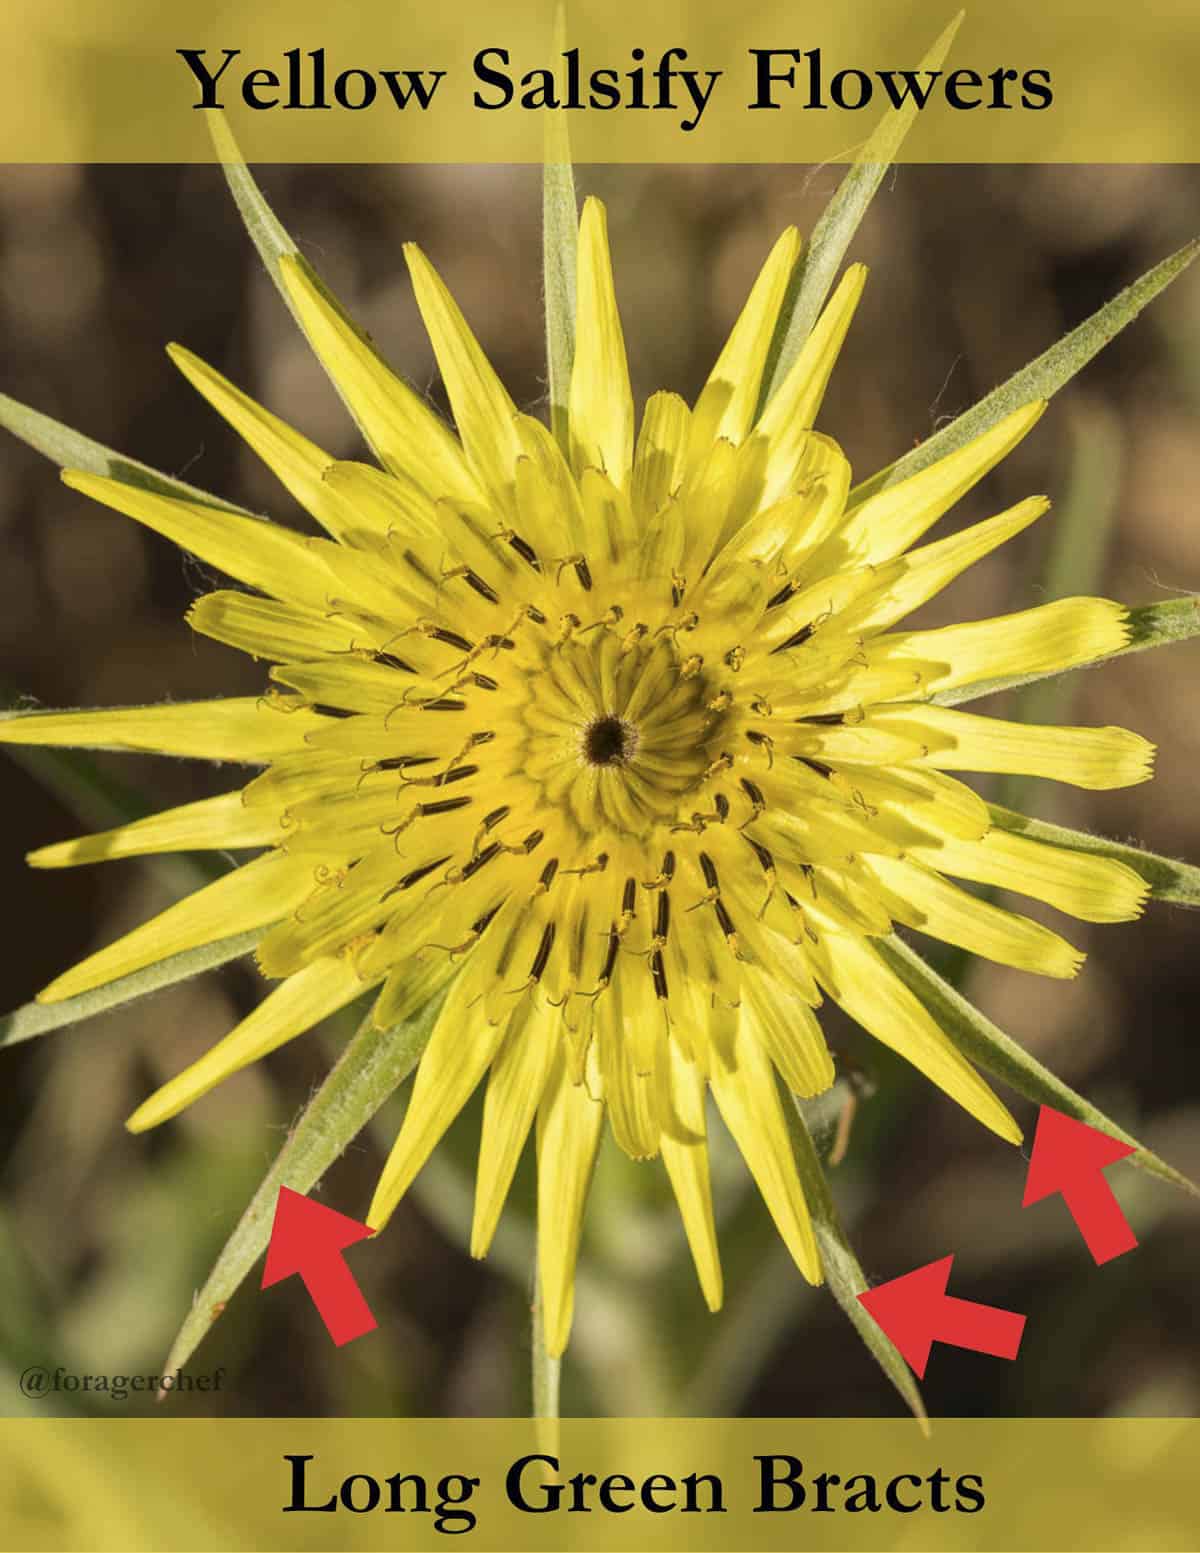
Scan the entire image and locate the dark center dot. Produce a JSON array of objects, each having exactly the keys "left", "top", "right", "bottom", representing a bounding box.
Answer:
[{"left": 583, "top": 715, "right": 638, "bottom": 767}]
